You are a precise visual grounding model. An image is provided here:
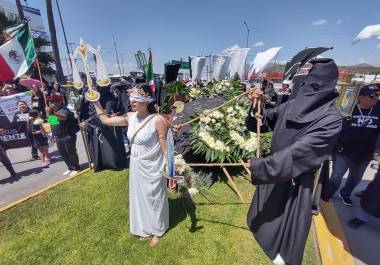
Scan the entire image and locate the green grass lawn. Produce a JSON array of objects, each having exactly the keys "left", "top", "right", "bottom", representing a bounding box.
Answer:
[{"left": 0, "top": 170, "right": 317, "bottom": 265}]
